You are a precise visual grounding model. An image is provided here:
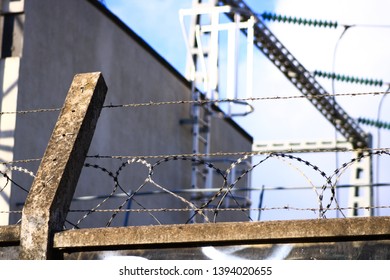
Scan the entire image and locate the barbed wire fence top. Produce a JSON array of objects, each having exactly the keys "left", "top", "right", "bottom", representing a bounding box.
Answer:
[{"left": 1, "top": 89, "right": 390, "bottom": 228}]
